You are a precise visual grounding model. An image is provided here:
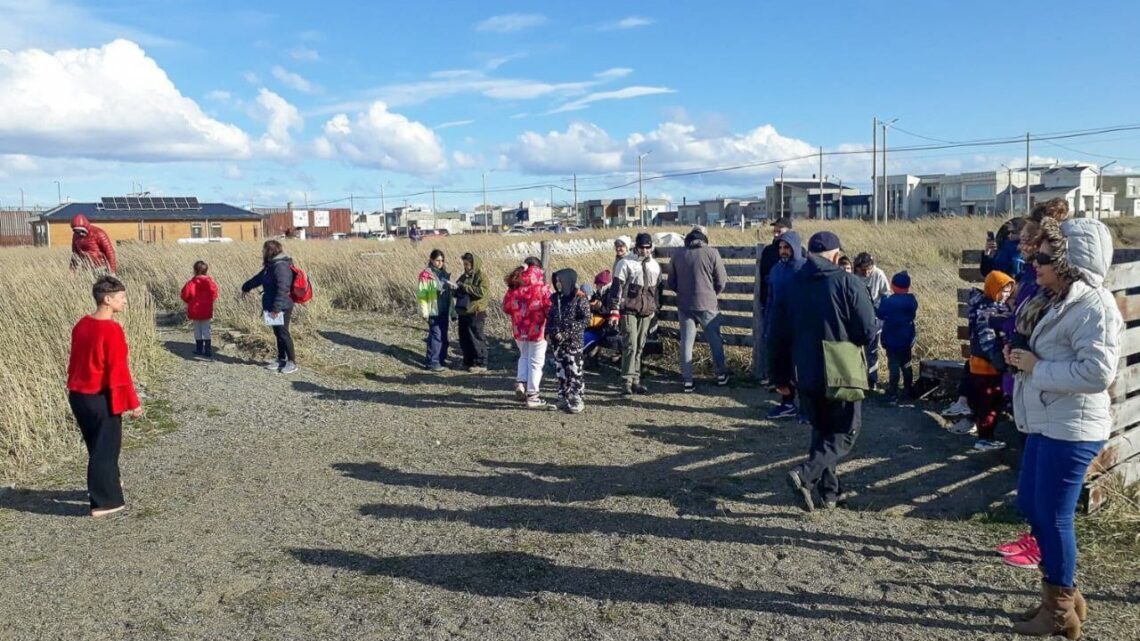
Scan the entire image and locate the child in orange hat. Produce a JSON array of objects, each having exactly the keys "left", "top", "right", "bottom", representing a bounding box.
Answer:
[{"left": 965, "top": 270, "right": 1015, "bottom": 451}]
